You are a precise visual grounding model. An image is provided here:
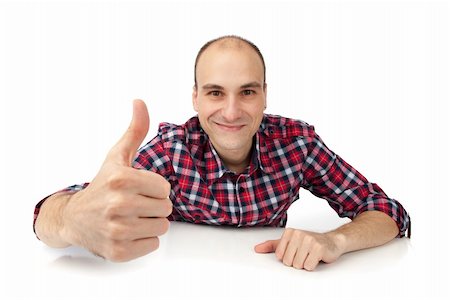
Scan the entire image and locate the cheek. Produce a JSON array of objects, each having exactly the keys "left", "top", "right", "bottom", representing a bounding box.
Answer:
[
  {"left": 196, "top": 105, "right": 216, "bottom": 127},
  {"left": 198, "top": 101, "right": 220, "bottom": 118},
  {"left": 247, "top": 102, "right": 265, "bottom": 118}
]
